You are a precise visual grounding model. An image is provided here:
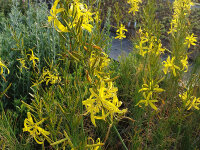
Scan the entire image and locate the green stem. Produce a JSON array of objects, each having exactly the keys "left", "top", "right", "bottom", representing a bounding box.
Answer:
[
  {"left": 121, "top": 40, "right": 122, "bottom": 52},
  {"left": 75, "top": 63, "right": 85, "bottom": 137},
  {"left": 113, "top": 125, "right": 128, "bottom": 150},
  {"left": 145, "top": 108, "right": 151, "bottom": 149}
]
